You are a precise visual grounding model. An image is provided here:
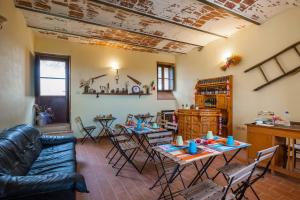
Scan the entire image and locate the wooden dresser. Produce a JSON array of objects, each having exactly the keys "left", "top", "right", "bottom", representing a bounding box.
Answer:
[
  {"left": 247, "top": 123, "right": 300, "bottom": 179},
  {"left": 177, "top": 109, "right": 221, "bottom": 140}
]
